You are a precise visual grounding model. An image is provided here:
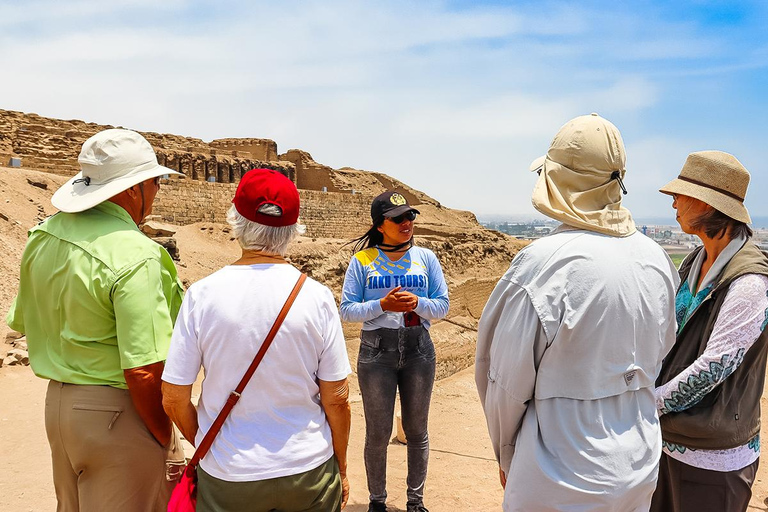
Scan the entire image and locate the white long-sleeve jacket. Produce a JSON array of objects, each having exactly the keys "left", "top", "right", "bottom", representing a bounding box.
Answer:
[{"left": 476, "top": 225, "right": 678, "bottom": 512}]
